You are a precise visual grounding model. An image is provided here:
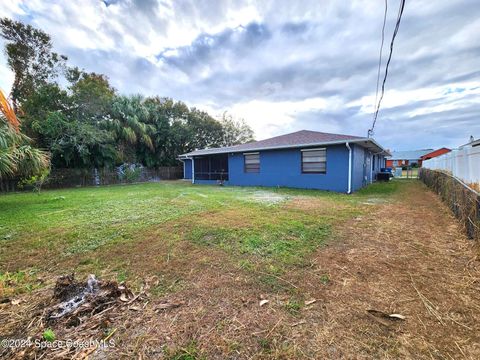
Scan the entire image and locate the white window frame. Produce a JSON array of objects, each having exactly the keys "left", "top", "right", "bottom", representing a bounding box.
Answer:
[
  {"left": 301, "top": 148, "right": 327, "bottom": 174},
  {"left": 244, "top": 152, "right": 260, "bottom": 173}
]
